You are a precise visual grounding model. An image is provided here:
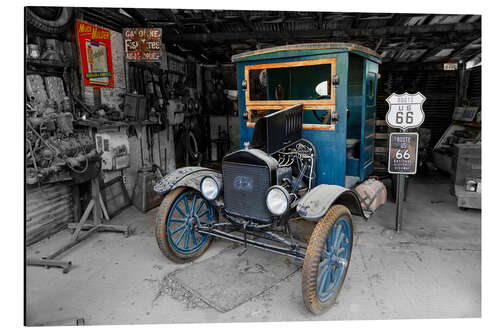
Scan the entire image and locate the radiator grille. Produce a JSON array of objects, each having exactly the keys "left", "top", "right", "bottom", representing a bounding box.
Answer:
[{"left": 222, "top": 161, "right": 271, "bottom": 222}]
